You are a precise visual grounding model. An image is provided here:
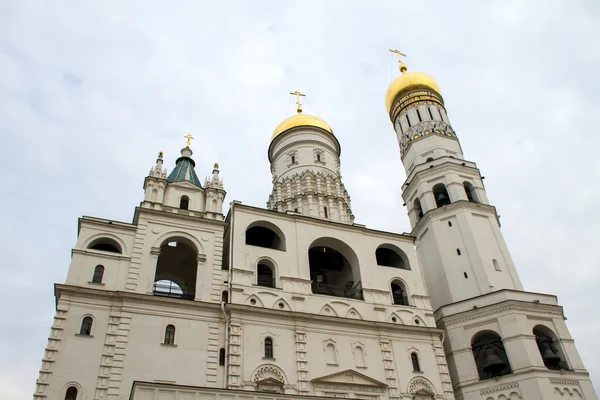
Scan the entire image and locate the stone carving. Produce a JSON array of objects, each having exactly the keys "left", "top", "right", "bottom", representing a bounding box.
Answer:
[
  {"left": 253, "top": 364, "right": 285, "bottom": 384},
  {"left": 408, "top": 377, "right": 435, "bottom": 394}
]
